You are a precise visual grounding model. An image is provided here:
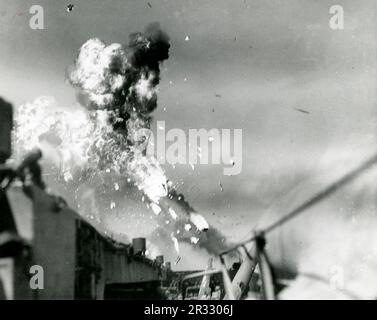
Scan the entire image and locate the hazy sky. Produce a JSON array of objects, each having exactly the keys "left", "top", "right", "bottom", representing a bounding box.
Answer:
[{"left": 1, "top": 0, "right": 377, "bottom": 277}]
